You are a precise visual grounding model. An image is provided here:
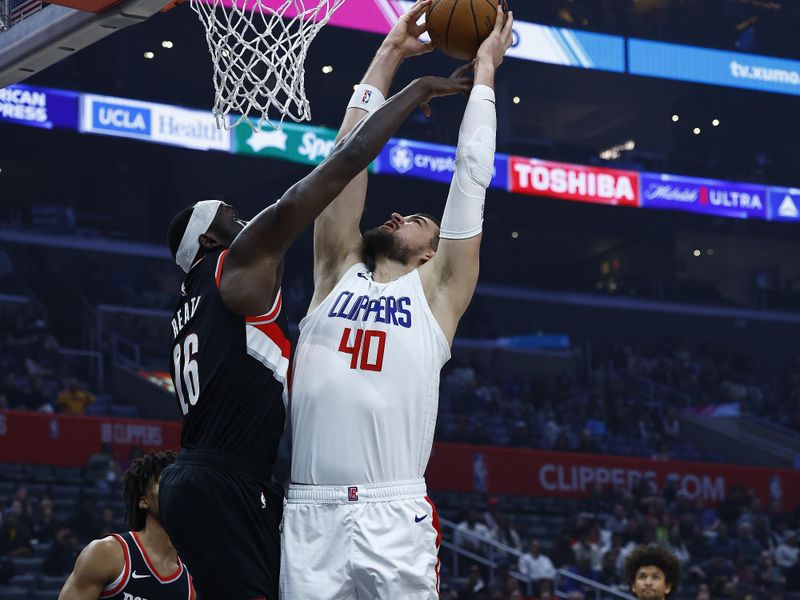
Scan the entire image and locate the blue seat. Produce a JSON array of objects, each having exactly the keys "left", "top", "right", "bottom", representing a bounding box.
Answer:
[
  {"left": 39, "top": 575, "right": 68, "bottom": 590},
  {"left": 11, "top": 556, "right": 44, "bottom": 573},
  {"left": 0, "top": 586, "right": 30, "bottom": 600},
  {"left": 32, "top": 590, "right": 61, "bottom": 600},
  {"left": 8, "top": 573, "right": 37, "bottom": 589},
  {"left": 24, "top": 465, "right": 55, "bottom": 482}
]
